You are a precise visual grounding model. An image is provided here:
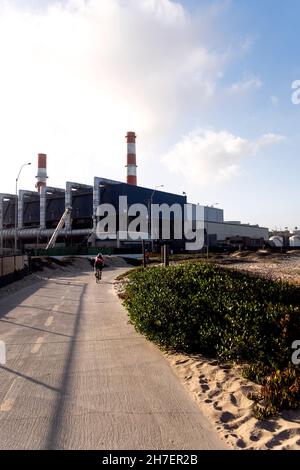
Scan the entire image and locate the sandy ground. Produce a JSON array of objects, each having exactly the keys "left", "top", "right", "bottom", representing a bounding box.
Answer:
[
  {"left": 165, "top": 353, "right": 300, "bottom": 450},
  {"left": 216, "top": 251, "right": 300, "bottom": 285}
]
